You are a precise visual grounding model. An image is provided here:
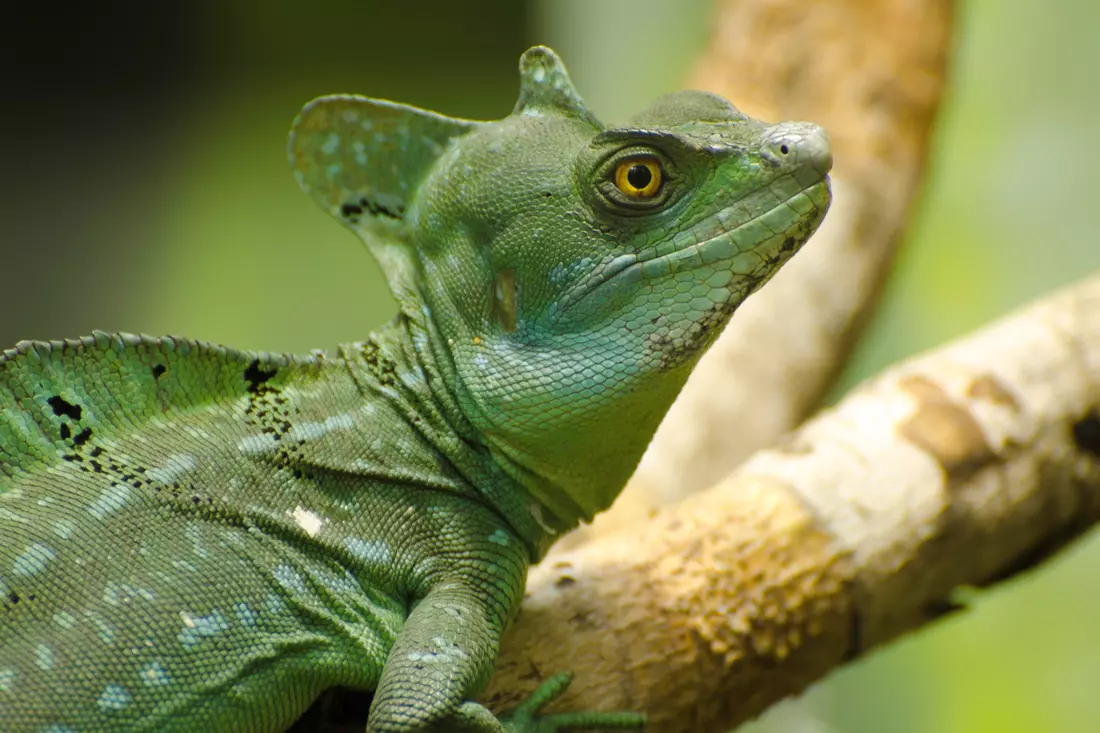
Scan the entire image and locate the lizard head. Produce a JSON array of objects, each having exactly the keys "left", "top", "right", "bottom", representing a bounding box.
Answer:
[{"left": 290, "top": 46, "right": 831, "bottom": 534}]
